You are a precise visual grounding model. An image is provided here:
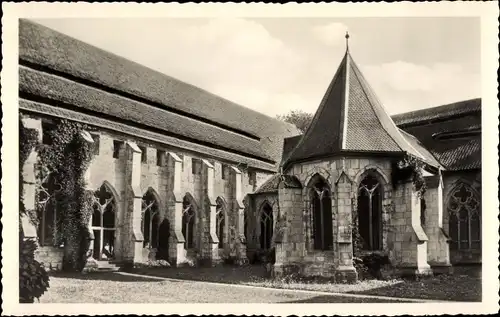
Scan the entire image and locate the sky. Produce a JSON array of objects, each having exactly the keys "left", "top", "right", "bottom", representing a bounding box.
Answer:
[{"left": 33, "top": 17, "right": 481, "bottom": 118}]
